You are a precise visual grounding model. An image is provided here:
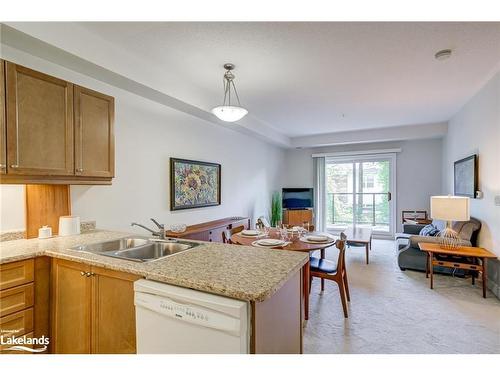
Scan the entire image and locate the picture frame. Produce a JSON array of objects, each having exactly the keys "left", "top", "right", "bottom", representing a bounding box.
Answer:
[
  {"left": 170, "top": 158, "right": 221, "bottom": 211},
  {"left": 454, "top": 154, "right": 478, "bottom": 198}
]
